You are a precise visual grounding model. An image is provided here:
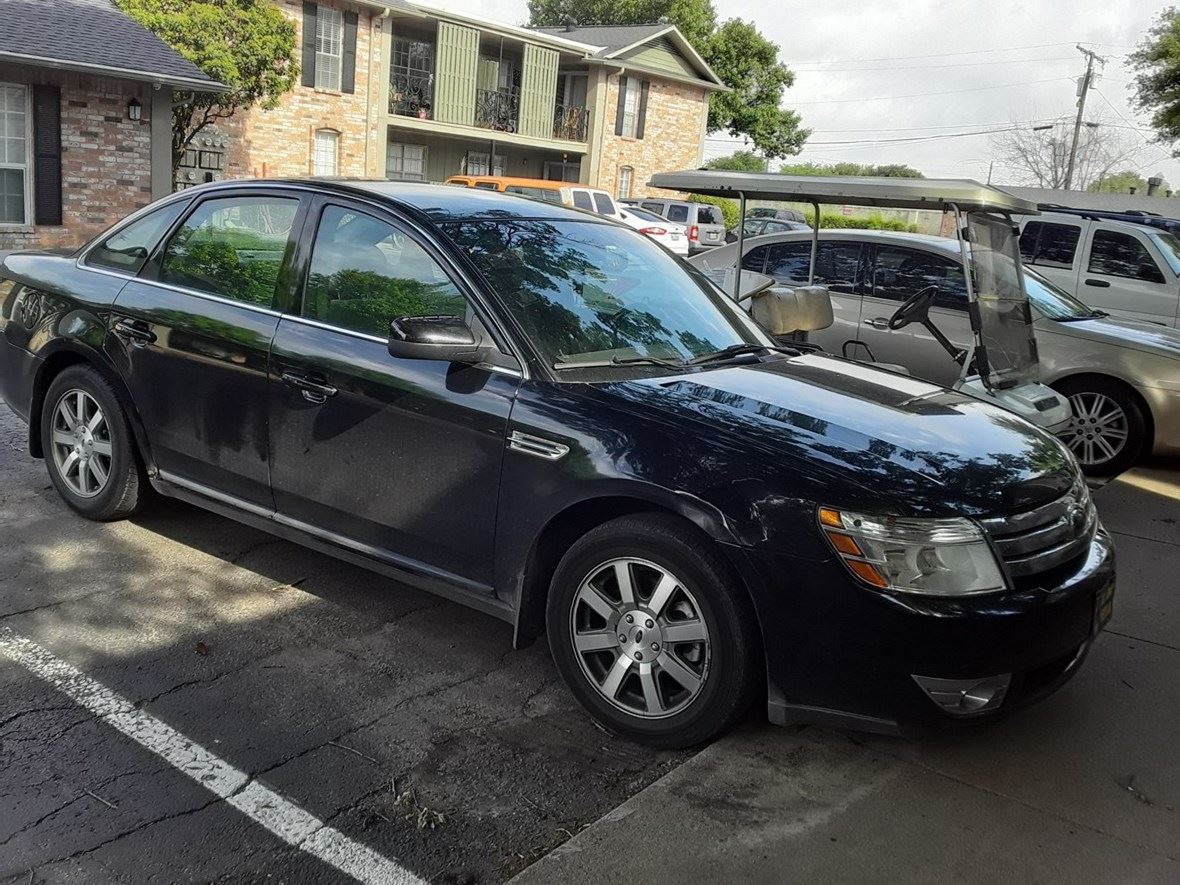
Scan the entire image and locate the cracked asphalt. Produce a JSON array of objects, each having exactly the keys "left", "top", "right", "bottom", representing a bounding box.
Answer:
[{"left": 0, "top": 402, "right": 689, "bottom": 883}]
